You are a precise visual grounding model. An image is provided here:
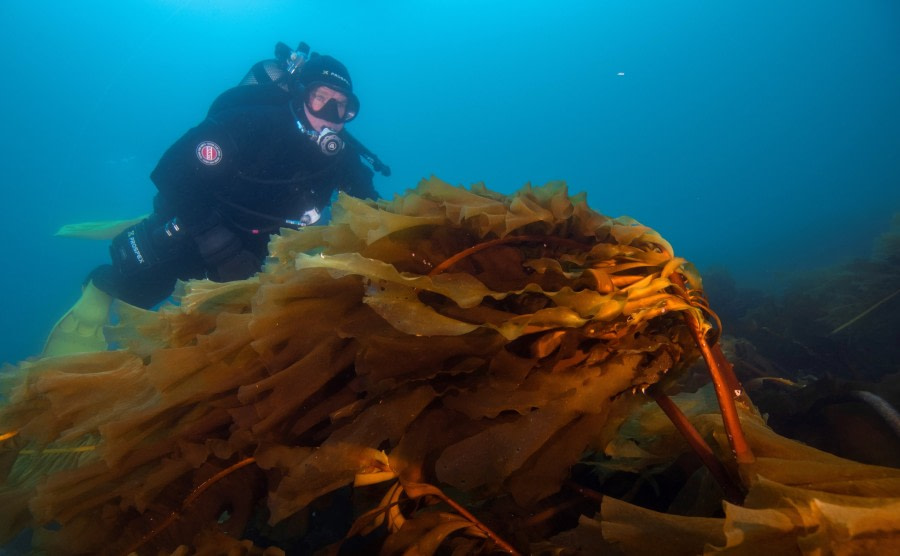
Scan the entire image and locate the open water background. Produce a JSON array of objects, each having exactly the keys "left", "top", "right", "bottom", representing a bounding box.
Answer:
[{"left": 1, "top": 0, "right": 898, "bottom": 365}]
